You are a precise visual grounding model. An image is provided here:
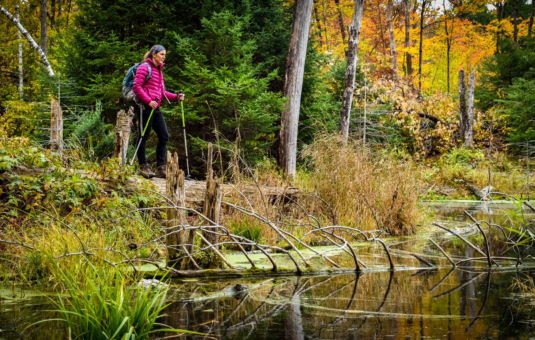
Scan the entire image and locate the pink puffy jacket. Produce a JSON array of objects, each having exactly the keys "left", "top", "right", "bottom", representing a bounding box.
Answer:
[{"left": 133, "top": 58, "right": 178, "bottom": 107}]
